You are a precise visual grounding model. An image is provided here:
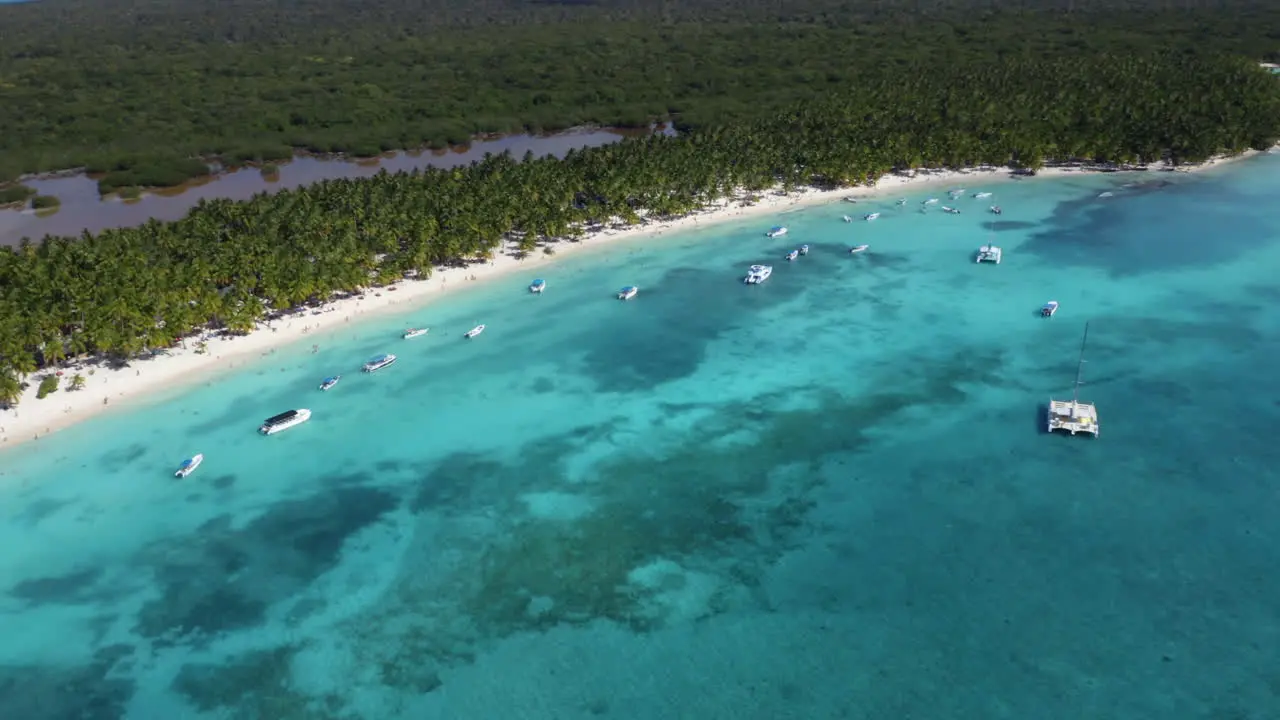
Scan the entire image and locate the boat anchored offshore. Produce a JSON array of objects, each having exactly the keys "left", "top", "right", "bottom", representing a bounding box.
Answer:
[
  {"left": 949, "top": 188, "right": 965, "bottom": 198},
  {"left": 976, "top": 244, "right": 1003, "bottom": 264},
  {"left": 785, "top": 249, "right": 800, "bottom": 261},
  {"left": 174, "top": 453, "right": 204, "bottom": 478},
  {"left": 864, "top": 212, "right": 880, "bottom": 221},
  {"left": 1041, "top": 300, "right": 1059, "bottom": 317},
  {"left": 1047, "top": 323, "right": 1099, "bottom": 437},
  {"left": 766, "top": 226, "right": 788, "bottom": 238},
  {"left": 618, "top": 286, "right": 639, "bottom": 300},
  {"left": 362, "top": 353, "right": 397, "bottom": 372},
  {"left": 744, "top": 264, "right": 774, "bottom": 284},
  {"left": 922, "top": 198, "right": 939, "bottom": 206},
  {"left": 989, "top": 205, "right": 1003, "bottom": 215},
  {"left": 849, "top": 244, "right": 869, "bottom": 254},
  {"left": 843, "top": 215, "right": 854, "bottom": 223},
  {"left": 319, "top": 375, "right": 341, "bottom": 391},
  {"left": 799, "top": 244, "right": 810, "bottom": 255},
  {"left": 465, "top": 324, "right": 486, "bottom": 338},
  {"left": 529, "top": 278, "right": 546, "bottom": 293},
  {"left": 973, "top": 191, "right": 992, "bottom": 199},
  {"left": 259, "top": 409, "right": 312, "bottom": 435},
  {"left": 403, "top": 327, "right": 429, "bottom": 339},
  {"left": 942, "top": 206, "right": 962, "bottom": 215}
]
